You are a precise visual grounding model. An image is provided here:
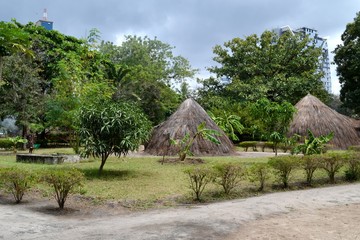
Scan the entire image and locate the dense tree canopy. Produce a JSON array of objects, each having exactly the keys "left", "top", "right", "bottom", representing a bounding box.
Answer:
[
  {"left": 78, "top": 101, "right": 151, "bottom": 174},
  {"left": 207, "top": 30, "right": 329, "bottom": 105},
  {"left": 334, "top": 12, "right": 360, "bottom": 115},
  {"left": 0, "top": 20, "right": 31, "bottom": 82},
  {"left": 99, "top": 36, "right": 197, "bottom": 124}
]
